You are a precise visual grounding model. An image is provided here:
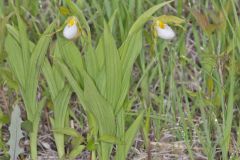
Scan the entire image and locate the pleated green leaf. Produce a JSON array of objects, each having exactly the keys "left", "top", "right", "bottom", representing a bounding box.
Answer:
[
  {"left": 124, "top": 111, "right": 144, "bottom": 157},
  {"left": 58, "top": 37, "right": 84, "bottom": 85},
  {"left": 116, "top": 30, "right": 143, "bottom": 113},
  {"left": 5, "top": 13, "right": 55, "bottom": 159},
  {"left": 52, "top": 86, "right": 71, "bottom": 158},
  {"left": 16, "top": 12, "right": 30, "bottom": 72},
  {"left": 69, "top": 145, "right": 85, "bottom": 159},
  {"left": 42, "top": 60, "right": 61, "bottom": 98},
  {"left": 103, "top": 22, "right": 121, "bottom": 109},
  {"left": 6, "top": 24, "right": 35, "bottom": 51},
  {"left": 25, "top": 21, "right": 55, "bottom": 118},
  {"left": 83, "top": 72, "right": 116, "bottom": 159},
  {"left": 57, "top": 60, "right": 85, "bottom": 104},
  {"left": 5, "top": 34, "right": 25, "bottom": 88}
]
